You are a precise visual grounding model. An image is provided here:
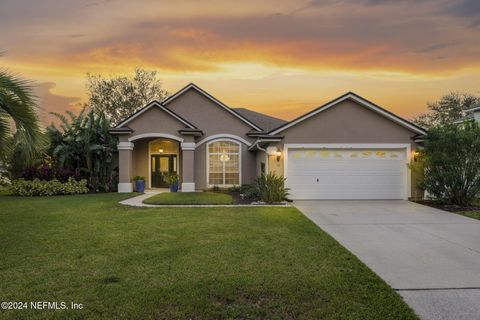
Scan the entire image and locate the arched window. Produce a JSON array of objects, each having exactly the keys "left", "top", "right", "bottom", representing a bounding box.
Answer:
[{"left": 207, "top": 140, "right": 241, "bottom": 186}]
